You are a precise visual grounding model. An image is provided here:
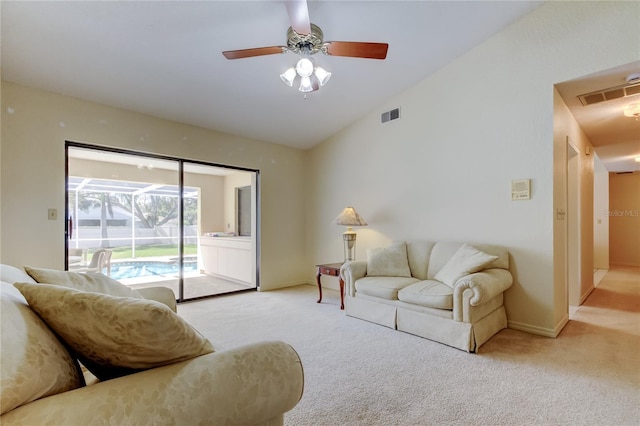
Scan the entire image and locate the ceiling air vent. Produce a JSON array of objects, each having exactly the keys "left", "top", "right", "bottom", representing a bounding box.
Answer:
[
  {"left": 381, "top": 107, "right": 400, "bottom": 124},
  {"left": 578, "top": 82, "right": 640, "bottom": 106}
]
